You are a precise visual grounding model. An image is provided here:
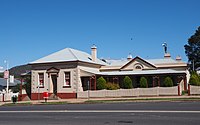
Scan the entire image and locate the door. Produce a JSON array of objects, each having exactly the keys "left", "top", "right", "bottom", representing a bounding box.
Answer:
[
  {"left": 51, "top": 75, "right": 57, "bottom": 95},
  {"left": 154, "top": 78, "right": 159, "bottom": 87}
]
